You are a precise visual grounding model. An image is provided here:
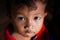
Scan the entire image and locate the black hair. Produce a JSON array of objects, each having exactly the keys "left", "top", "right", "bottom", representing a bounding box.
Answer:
[
  {"left": 6, "top": 0, "right": 48, "bottom": 14},
  {"left": 6, "top": 0, "right": 54, "bottom": 25}
]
